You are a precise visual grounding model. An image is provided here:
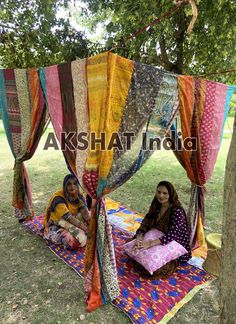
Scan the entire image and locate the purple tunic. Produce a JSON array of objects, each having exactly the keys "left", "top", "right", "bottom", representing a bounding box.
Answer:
[
  {"left": 159, "top": 207, "right": 191, "bottom": 262},
  {"left": 136, "top": 206, "right": 192, "bottom": 263}
]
